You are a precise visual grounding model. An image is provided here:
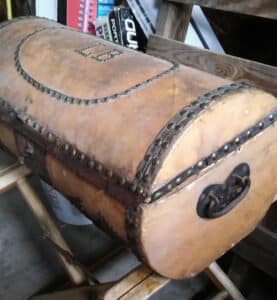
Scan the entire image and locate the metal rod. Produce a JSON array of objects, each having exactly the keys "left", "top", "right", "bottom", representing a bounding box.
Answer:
[{"left": 206, "top": 262, "right": 245, "bottom": 300}]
